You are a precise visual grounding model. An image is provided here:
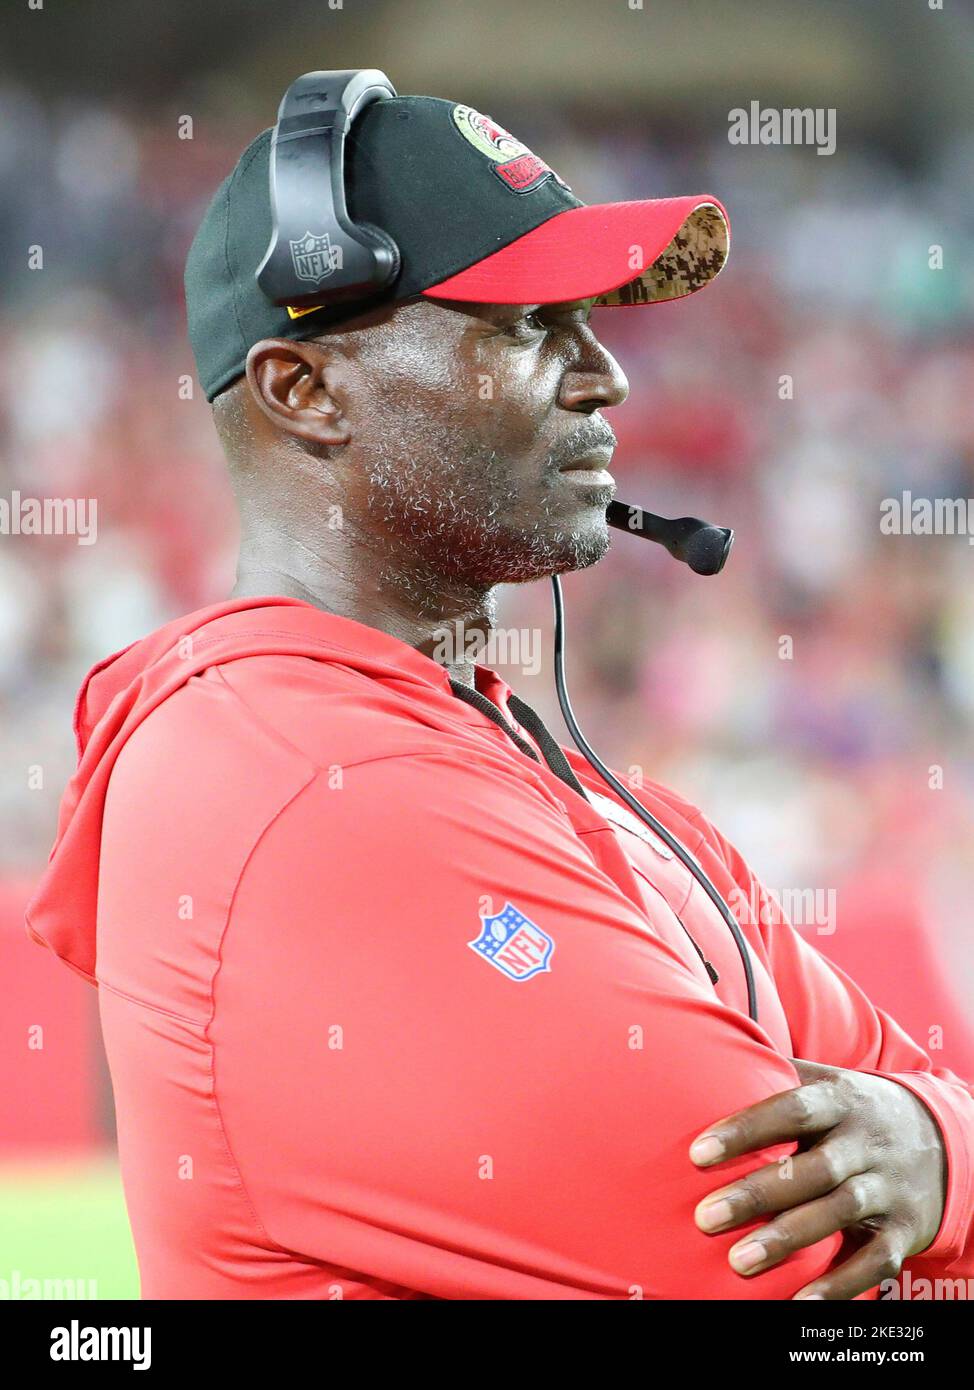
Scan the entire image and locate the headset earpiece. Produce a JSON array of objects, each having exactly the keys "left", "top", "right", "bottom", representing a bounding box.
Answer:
[{"left": 256, "top": 69, "right": 401, "bottom": 310}]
